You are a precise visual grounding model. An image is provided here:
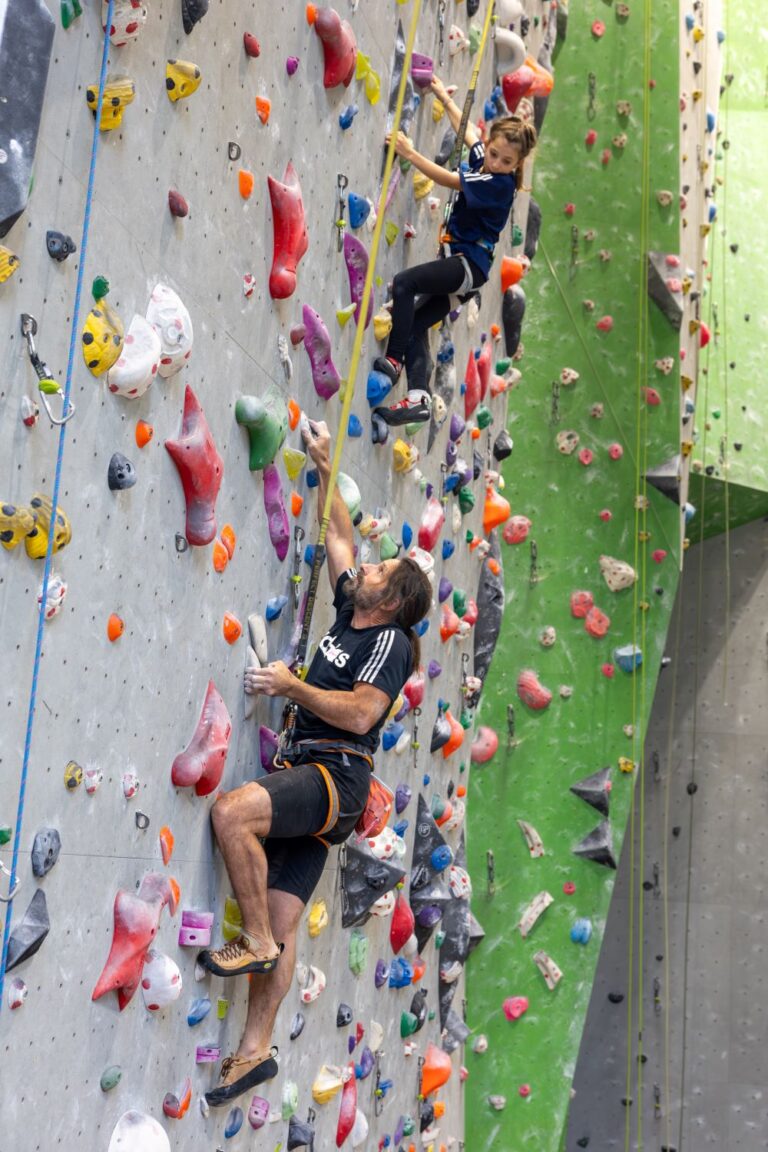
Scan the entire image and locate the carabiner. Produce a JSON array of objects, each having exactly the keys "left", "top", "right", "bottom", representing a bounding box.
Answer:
[
  {"left": 0, "top": 859, "right": 20, "bottom": 904},
  {"left": 20, "top": 314, "right": 76, "bottom": 426}
]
